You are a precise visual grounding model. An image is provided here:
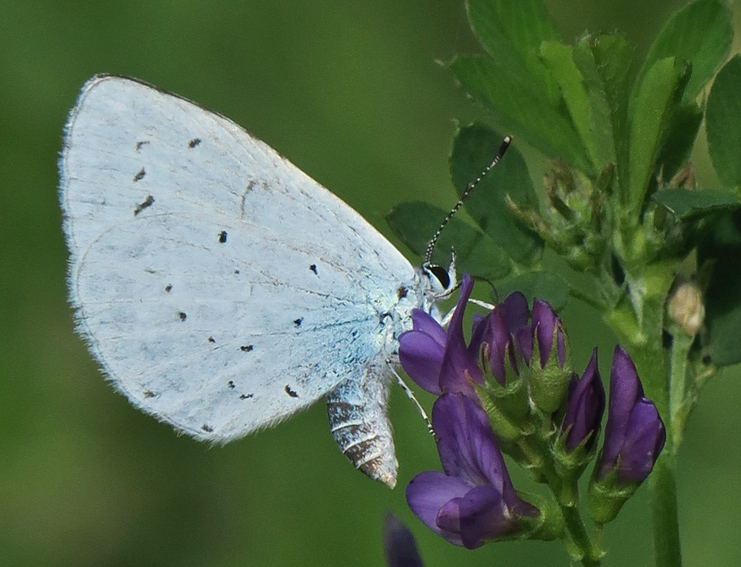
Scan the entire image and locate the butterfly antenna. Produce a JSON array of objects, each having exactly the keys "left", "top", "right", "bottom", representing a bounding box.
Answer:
[{"left": 423, "top": 135, "right": 512, "bottom": 266}]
